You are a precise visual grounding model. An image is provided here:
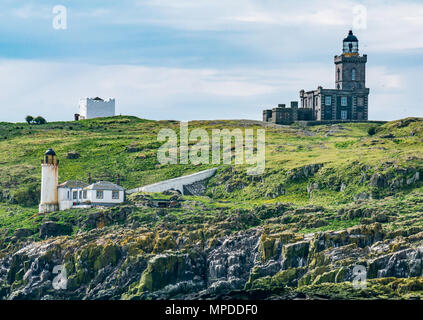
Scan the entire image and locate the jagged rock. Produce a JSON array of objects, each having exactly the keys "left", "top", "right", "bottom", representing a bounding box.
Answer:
[
  {"left": 135, "top": 253, "right": 205, "bottom": 296},
  {"left": 254, "top": 203, "right": 293, "bottom": 220},
  {"left": 407, "top": 172, "right": 420, "bottom": 185},
  {"left": 183, "top": 180, "right": 207, "bottom": 196},
  {"left": 372, "top": 212, "right": 389, "bottom": 223},
  {"left": 287, "top": 164, "right": 323, "bottom": 181},
  {"left": 294, "top": 205, "right": 324, "bottom": 214},
  {"left": 162, "top": 189, "right": 181, "bottom": 196},
  {"left": 13, "top": 228, "right": 34, "bottom": 239},
  {"left": 354, "top": 192, "right": 370, "bottom": 201},
  {"left": 225, "top": 181, "right": 246, "bottom": 193},
  {"left": 368, "top": 248, "right": 423, "bottom": 279},
  {"left": 370, "top": 174, "right": 386, "bottom": 188},
  {"left": 281, "top": 241, "right": 310, "bottom": 269},
  {"left": 265, "top": 184, "right": 285, "bottom": 198},
  {"left": 380, "top": 134, "right": 395, "bottom": 139},
  {"left": 205, "top": 229, "right": 260, "bottom": 295},
  {"left": 307, "top": 183, "right": 319, "bottom": 196},
  {"left": 39, "top": 222, "right": 72, "bottom": 239},
  {"left": 125, "top": 145, "right": 143, "bottom": 153},
  {"left": 66, "top": 152, "right": 80, "bottom": 159},
  {"left": 310, "top": 223, "right": 384, "bottom": 256}
]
